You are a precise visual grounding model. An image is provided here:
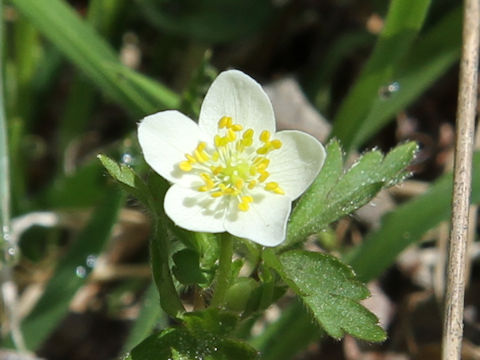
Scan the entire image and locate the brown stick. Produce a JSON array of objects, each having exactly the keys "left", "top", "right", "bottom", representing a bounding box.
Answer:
[{"left": 442, "top": 1, "right": 479, "bottom": 359}]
